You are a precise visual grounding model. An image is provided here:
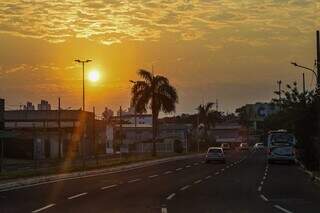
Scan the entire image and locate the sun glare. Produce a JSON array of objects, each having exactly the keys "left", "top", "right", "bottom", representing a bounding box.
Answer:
[{"left": 88, "top": 70, "right": 100, "bottom": 82}]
